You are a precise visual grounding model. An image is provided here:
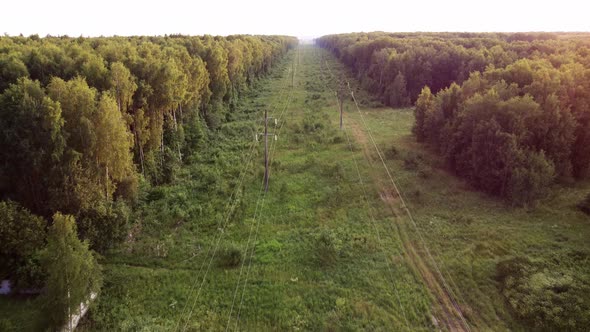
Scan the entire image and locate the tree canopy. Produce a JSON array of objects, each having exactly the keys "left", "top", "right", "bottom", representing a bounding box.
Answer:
[{"left": 319, "top": 32, "right": 590, "bottom": 205}]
